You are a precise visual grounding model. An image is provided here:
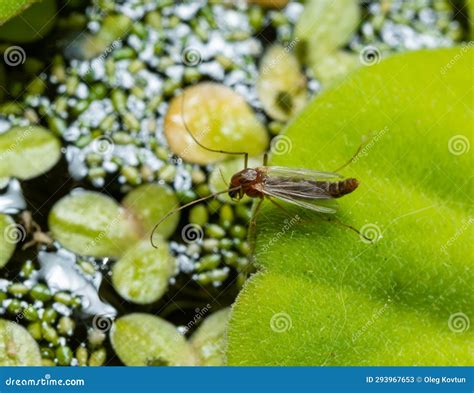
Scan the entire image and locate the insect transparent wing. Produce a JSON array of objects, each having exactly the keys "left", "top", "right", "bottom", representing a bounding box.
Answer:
[
  {"left": 259, "top": 166, "right": 341, "bottom": 213},
  {"left": 263, "top": 179, "right": 331, "bottom": 199},
  {"left": 262, "top": 187, "right": 338, "bottom": 213},
  {"left": 261, "top": 166, "right": 343, "bottom": 180}
]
